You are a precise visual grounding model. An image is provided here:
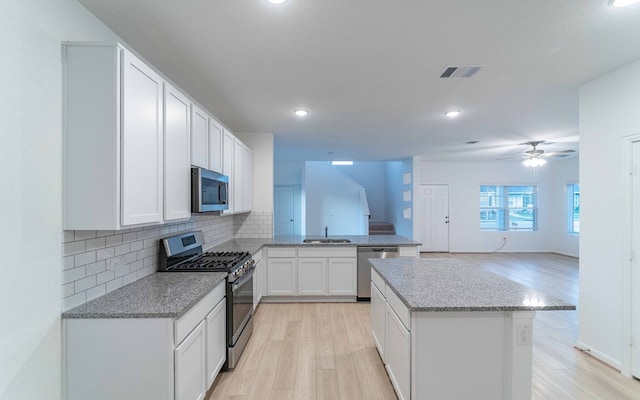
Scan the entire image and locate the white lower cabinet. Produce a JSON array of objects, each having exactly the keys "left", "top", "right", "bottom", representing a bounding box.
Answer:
[
  {"left": 205, "top": 299, "right": 226, "bottom": 388},
  {"left": 386, "top": 303, "right": 411, "bottom": 400},
  {"left": 265, "top": 246, "right": 357, "bottom": 298},
  {"left": 370, "top": 281, "right": 387, "bottom": 362},
  {"left": 63, "top": 281, "right": 226, "bottom": 400},
  {"left": 253, "top": 249, "right": 264, "bottom": 309},
  {"left": 175, "top": 321, "right": 206, "bottom": 400},
  {"left": 371, "top": 268, "right": 410, "bottom": 400},
  {"left": 298, "top": 258, "right": 328, "bottom": 295}
]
